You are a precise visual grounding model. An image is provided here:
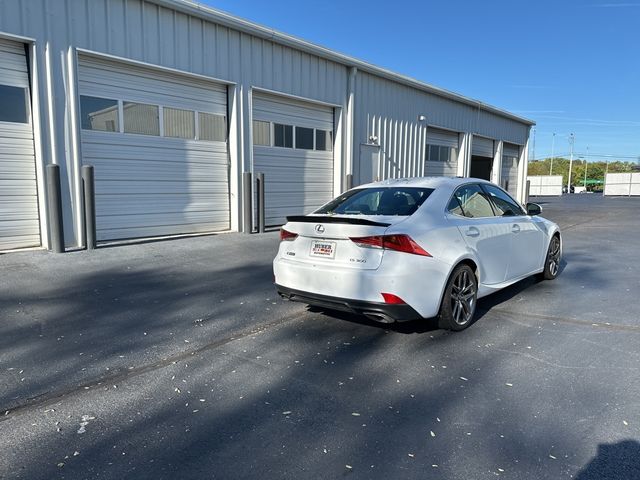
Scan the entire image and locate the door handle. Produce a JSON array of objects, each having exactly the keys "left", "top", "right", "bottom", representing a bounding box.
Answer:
[
  {"left": 512, "top": 224, "right": 521, "bottom": 233},
  {"left": 465, "top": 227, "right": 480, "bottom": 237}
]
